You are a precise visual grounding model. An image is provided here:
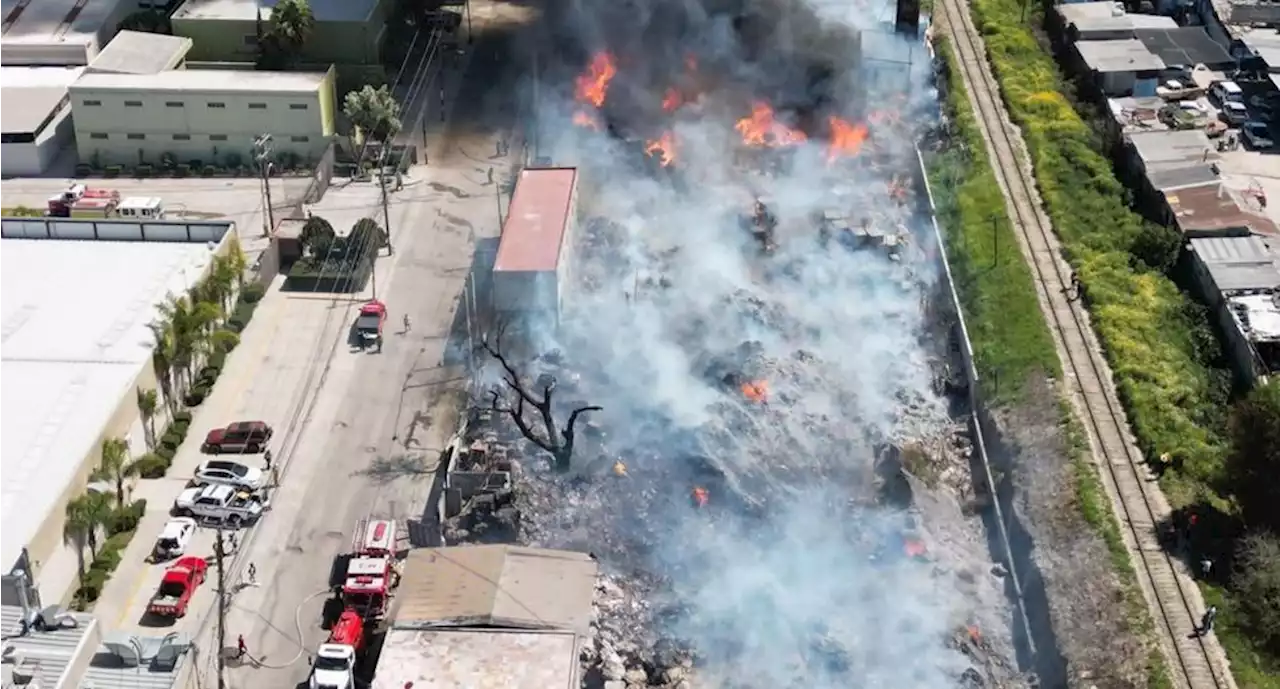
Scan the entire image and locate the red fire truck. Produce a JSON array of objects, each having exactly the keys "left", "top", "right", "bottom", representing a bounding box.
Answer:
[
  {"left": 147, "top": 556, "right": 208, "bottom": 618},
  {"left": 313, "top": 520, "right": 401, "bottom": 689}
]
